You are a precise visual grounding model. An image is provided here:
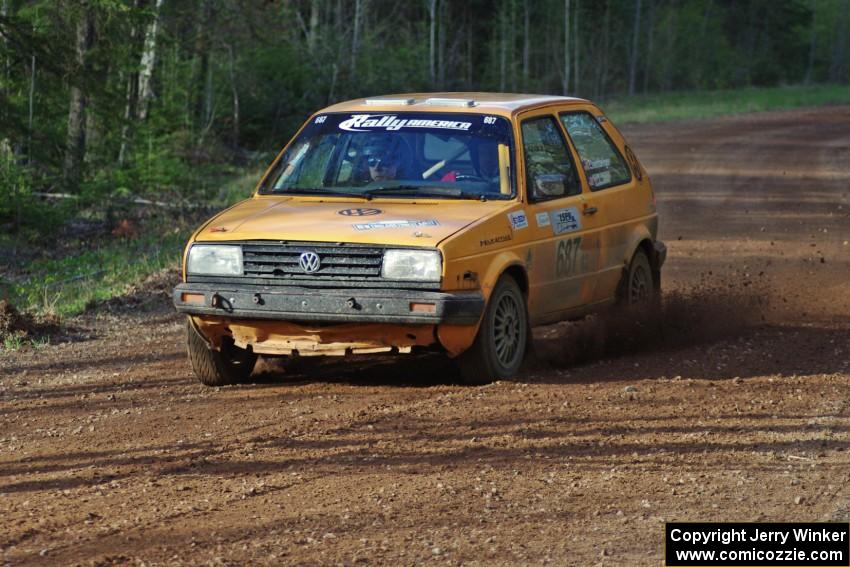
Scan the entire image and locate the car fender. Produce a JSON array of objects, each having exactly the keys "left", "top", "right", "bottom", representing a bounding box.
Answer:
[
  {"left": 622, "top": 223, "right": 666, "bottom": 281},
  {"left": 438, "top": 252, "right": 527, "bottom": 357}
]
